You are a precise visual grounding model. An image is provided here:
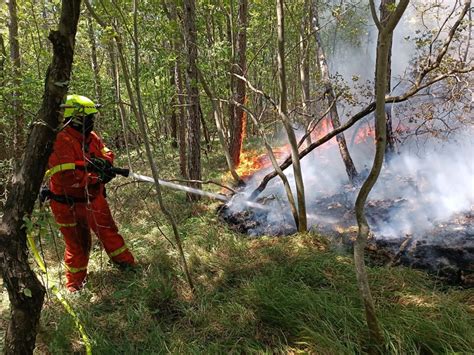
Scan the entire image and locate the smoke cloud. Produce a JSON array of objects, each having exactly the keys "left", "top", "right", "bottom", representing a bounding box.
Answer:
[{"left": 226, "top": 0, "right": 473, "bottom": 239}]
